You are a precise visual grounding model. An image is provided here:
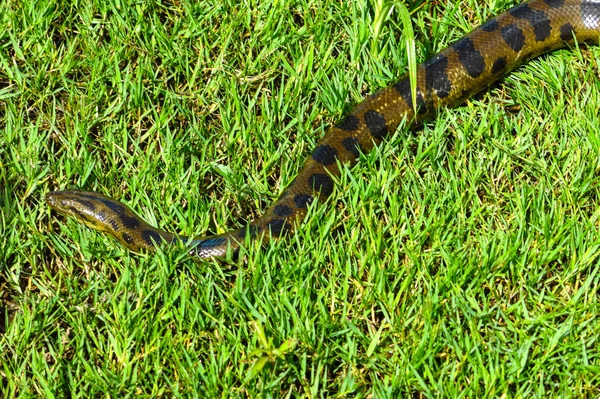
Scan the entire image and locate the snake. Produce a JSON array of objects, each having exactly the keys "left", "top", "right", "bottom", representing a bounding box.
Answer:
[{"left": 47, "top": 0, "right": 600, "bottom": 260}]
